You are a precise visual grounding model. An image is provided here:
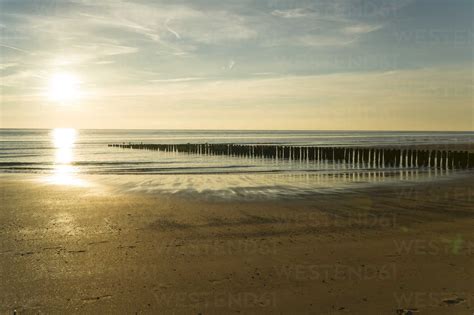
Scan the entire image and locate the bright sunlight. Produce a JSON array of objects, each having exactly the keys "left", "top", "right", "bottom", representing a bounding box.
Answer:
[
  {"left": 47, "top": 128, "right": 87, "bottom": 186},
  {"left": 47, "top": 72, "right": 81, "bottom": 103}
]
